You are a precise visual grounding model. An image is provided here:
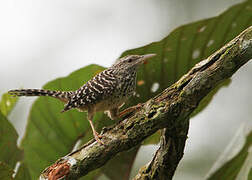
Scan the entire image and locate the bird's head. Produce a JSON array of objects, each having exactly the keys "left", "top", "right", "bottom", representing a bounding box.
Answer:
[{"left": 112, "top": 54, "right": 156, "bottom": 72}]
